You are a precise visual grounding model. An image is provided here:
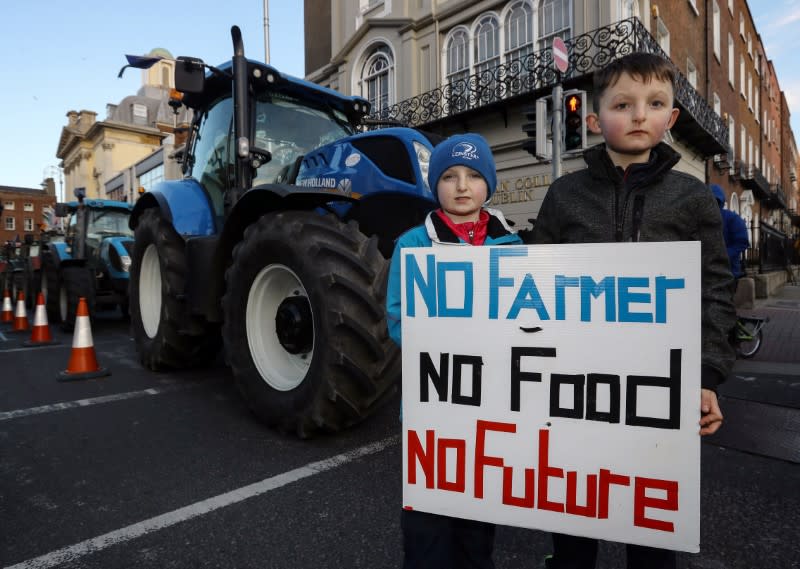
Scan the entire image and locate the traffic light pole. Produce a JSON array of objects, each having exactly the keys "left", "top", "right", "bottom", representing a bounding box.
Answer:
[{"left": 552, "top": 82, "right": 563, "bottom": 180}]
